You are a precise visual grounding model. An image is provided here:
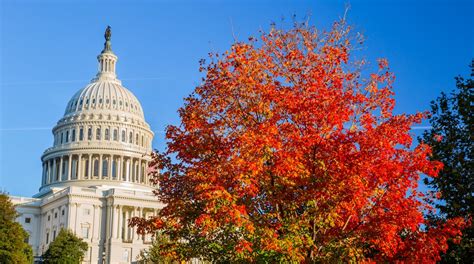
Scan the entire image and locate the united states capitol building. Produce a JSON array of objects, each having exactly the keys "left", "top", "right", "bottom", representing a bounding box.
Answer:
[{"left": 11, "top": 27, "right": 164, "bottom": 263}]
